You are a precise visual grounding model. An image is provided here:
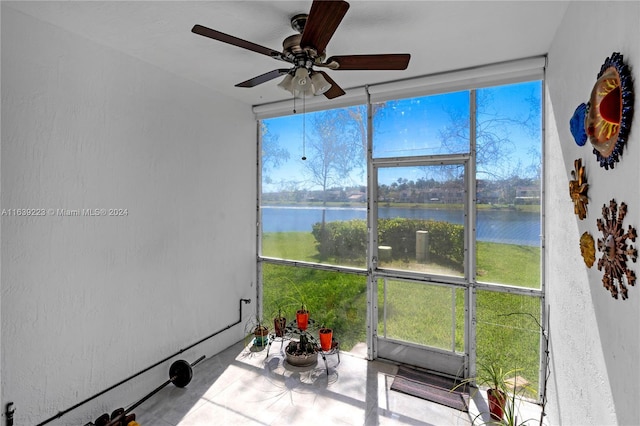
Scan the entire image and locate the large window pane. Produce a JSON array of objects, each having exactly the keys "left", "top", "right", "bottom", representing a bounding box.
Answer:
[
  {"left": 261, "top": 106, "right": 367, "bottom": 267},
  {"left": 475, "top": 81, "right": 542, "bottom": 288},
  {"left": 377, "top": 164, "right": 465, "bottom": 277},
  {"left": 476, "top": 290, "right": 541, "bottom": 397},
  {"left": 262, "top": 263, "right": 367, "bottom": 352},
  {"left": 378, "top": 278, "right": 464, "bottom": 352},
  {"left": 372, "top": 91, "right": 470, "bottom": 158}
]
